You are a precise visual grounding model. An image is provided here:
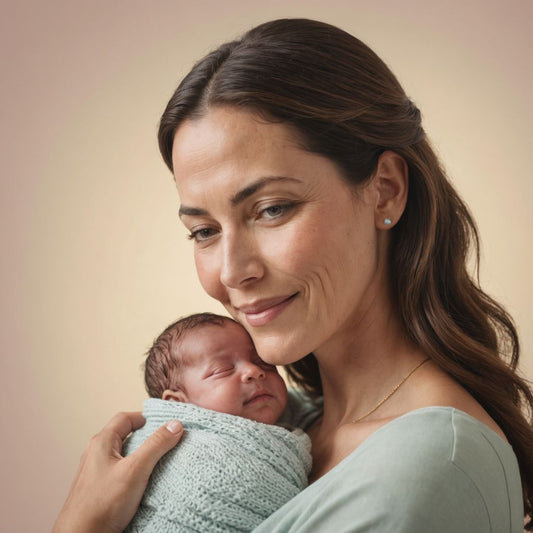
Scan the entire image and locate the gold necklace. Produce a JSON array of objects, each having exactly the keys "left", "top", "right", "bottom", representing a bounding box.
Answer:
[{"left": 351, "top": 358, "right": 430, "bottom": 423}]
